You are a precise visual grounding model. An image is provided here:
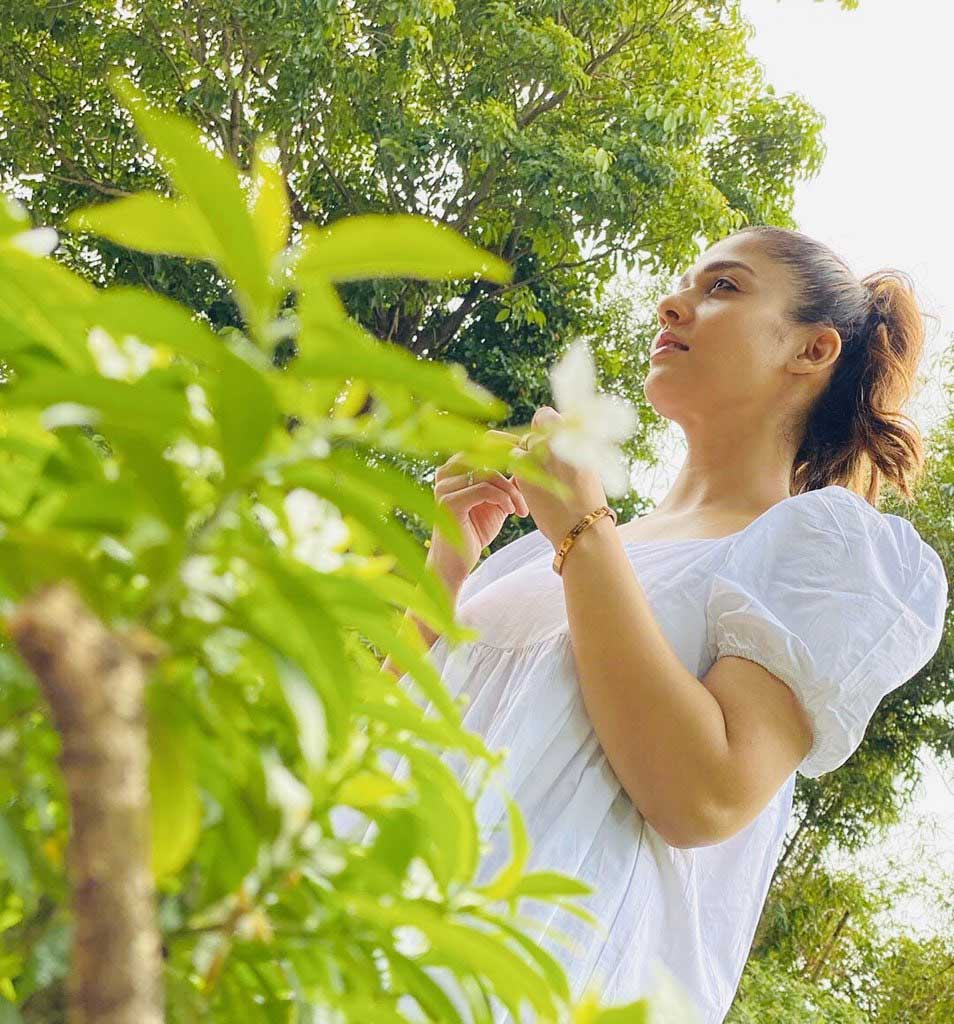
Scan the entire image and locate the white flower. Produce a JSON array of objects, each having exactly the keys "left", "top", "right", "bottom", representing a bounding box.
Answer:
[
  {"left": 202, "top": 626, "right": 247, "bottom": 675},
  {"left": 402, "top": 856, "right": 442, "bottom": 902},
  {"left": 252, "top": 502, "right": 287, "bottom": 547},
  {"left": 646, "top": 958, "right": 704, "bottom": 1024},
  {"left": 164, "top": 438, "right": 223, "bottom": 478},
  {"left": 278, "top": 661, "right": 328, "bottom": 773},
  {"left": 186, "top": 383, "right": 214, "bottom": 424},
  {"left": 283, "top": 488, "right": 349, "bottom": 572},
  {"left": 96, "top": 536, "right": 134, "bottom": 563},
  {"left": 40, "top": 402, "right": 100, "bottom": 430},
  {"left": 8, "top": 227, "right": 58, "bottom": 257},
  {"left": 234, "top": 907, "right": 273, "bottom": 943},
  {"left": 393, "top": 925, "right": 430, "bottom": 958},
  {"left": 262, "top": 749, "right": 313, "bottom": 834},
  {"left": 180, "top": 555, "right": 239, "bottom": 622},
  {"left": 547, "top": 337, "right": 638, "bottom": 498},
  {"left": 87, "top": 326, "right": 156, "bottom": 381},
  {"left": 311, "top": 843, "right": 347, "bottom": 876}
]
